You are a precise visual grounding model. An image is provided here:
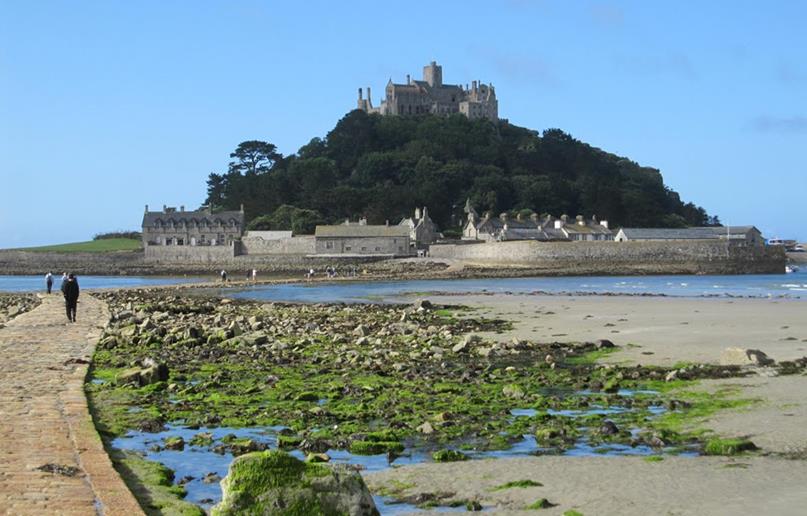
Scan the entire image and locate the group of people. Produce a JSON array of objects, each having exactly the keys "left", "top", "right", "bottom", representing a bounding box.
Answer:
[
  {"left": 44, "top": 271, "right": 80, "bottom": 323},
  {"left": 219, "top": 269, "right": 258, "bottom": 283},
  {"left": 306, "top": 265, "right": 360, "bottom": 280}
]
